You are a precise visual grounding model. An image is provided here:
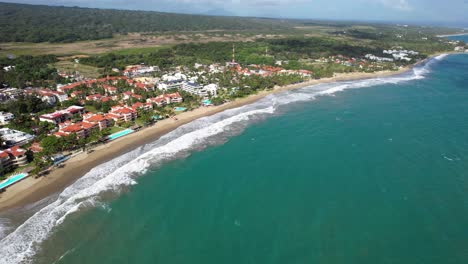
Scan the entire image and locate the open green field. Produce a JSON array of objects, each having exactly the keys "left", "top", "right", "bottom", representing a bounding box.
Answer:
[{"left": 54, "top": 60, "right": 101, "bottom": 79}]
